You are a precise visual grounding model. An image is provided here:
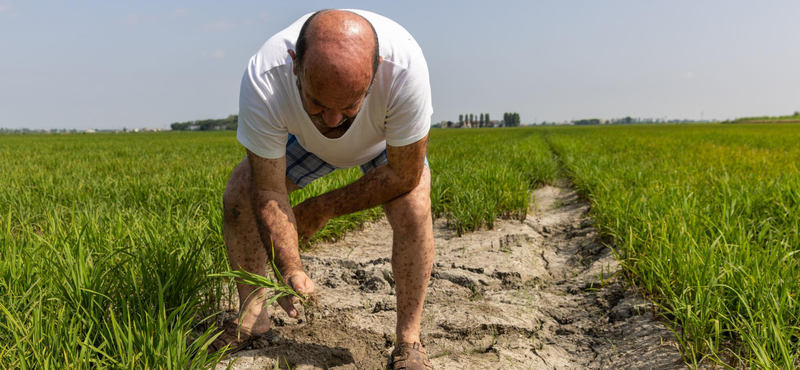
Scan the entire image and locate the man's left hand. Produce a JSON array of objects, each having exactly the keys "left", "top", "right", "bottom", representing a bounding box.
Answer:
[{"left": 293, "top": 197, "right": 331, "bottom": 244}]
